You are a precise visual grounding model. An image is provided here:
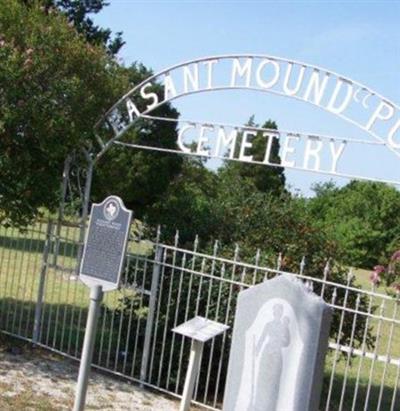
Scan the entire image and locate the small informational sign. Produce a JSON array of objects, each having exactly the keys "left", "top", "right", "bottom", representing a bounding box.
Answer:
[
  {"left": 172, "top": 316, "right": 229, "bottom": 343},
  {"left": 79, "top": 195, "right": 132, "bottom": 291}
]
